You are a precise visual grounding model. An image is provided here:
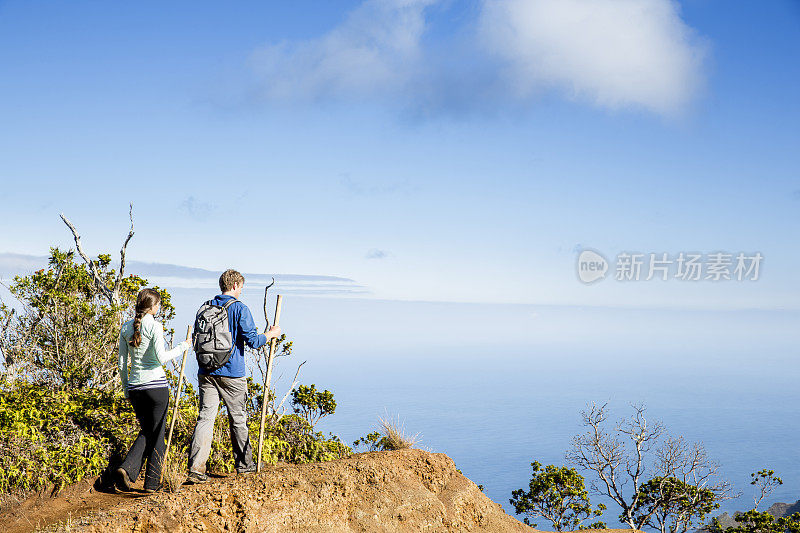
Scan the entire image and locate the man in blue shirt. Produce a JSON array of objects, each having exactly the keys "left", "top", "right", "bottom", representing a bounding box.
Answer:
[{"left": 187, "top": 269, "right": 281, "bottom": 481}]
